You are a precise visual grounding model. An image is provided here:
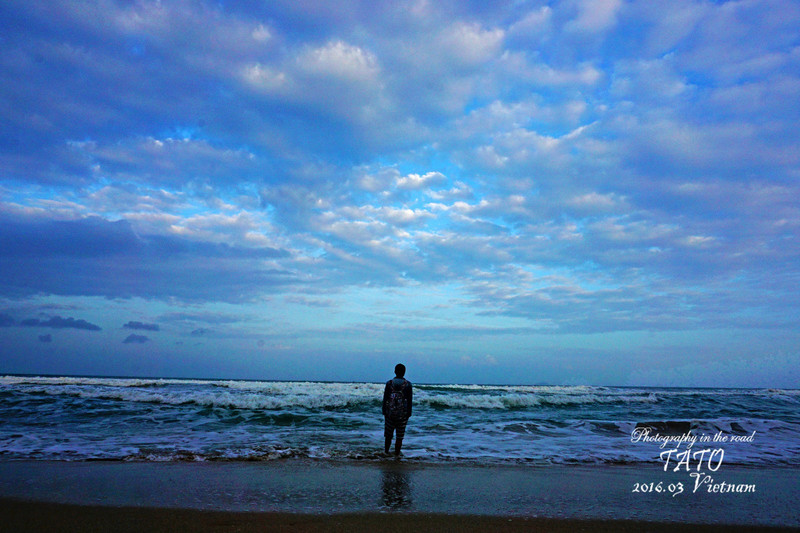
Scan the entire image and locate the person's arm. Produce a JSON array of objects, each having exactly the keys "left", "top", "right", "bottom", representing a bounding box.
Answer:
[
  {"left": 382, "top": 381, "right": 390, "bottom": 416},
  {"left": 406, "top": 382, "right": 413, "bottom": 418}
]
